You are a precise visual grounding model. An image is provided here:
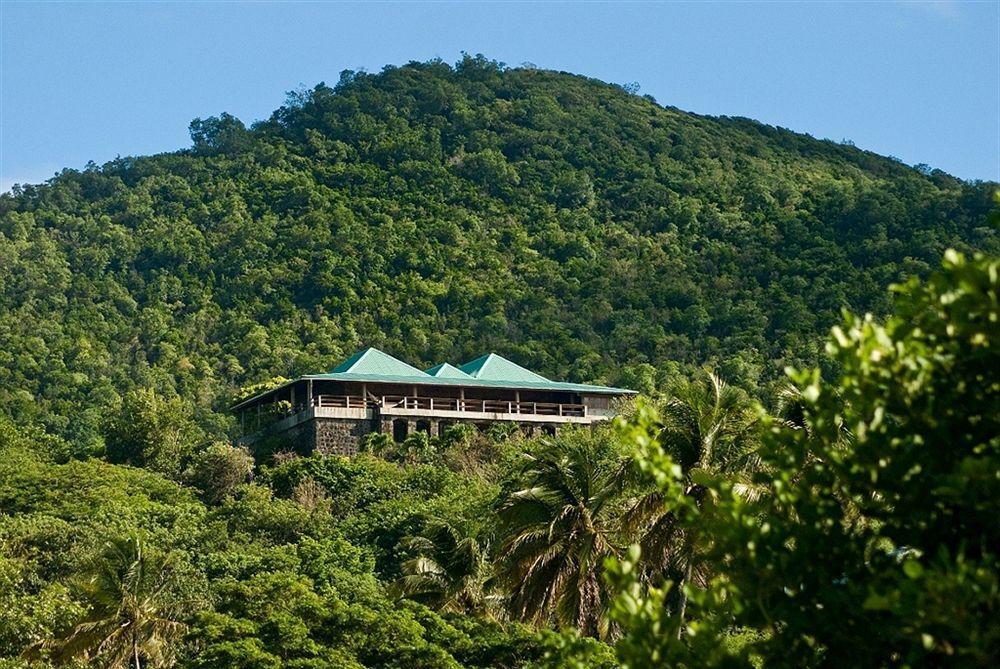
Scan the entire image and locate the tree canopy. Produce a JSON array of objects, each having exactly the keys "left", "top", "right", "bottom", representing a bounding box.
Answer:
[
  {"left": 610, "top": 251, "right": 999, "bottom": 667},
  {"left": 0, "top": 55, "right": 996, "bottom": 668},
  {"left": 1, "top": 55, "right": 995, "bottom": 450}
]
